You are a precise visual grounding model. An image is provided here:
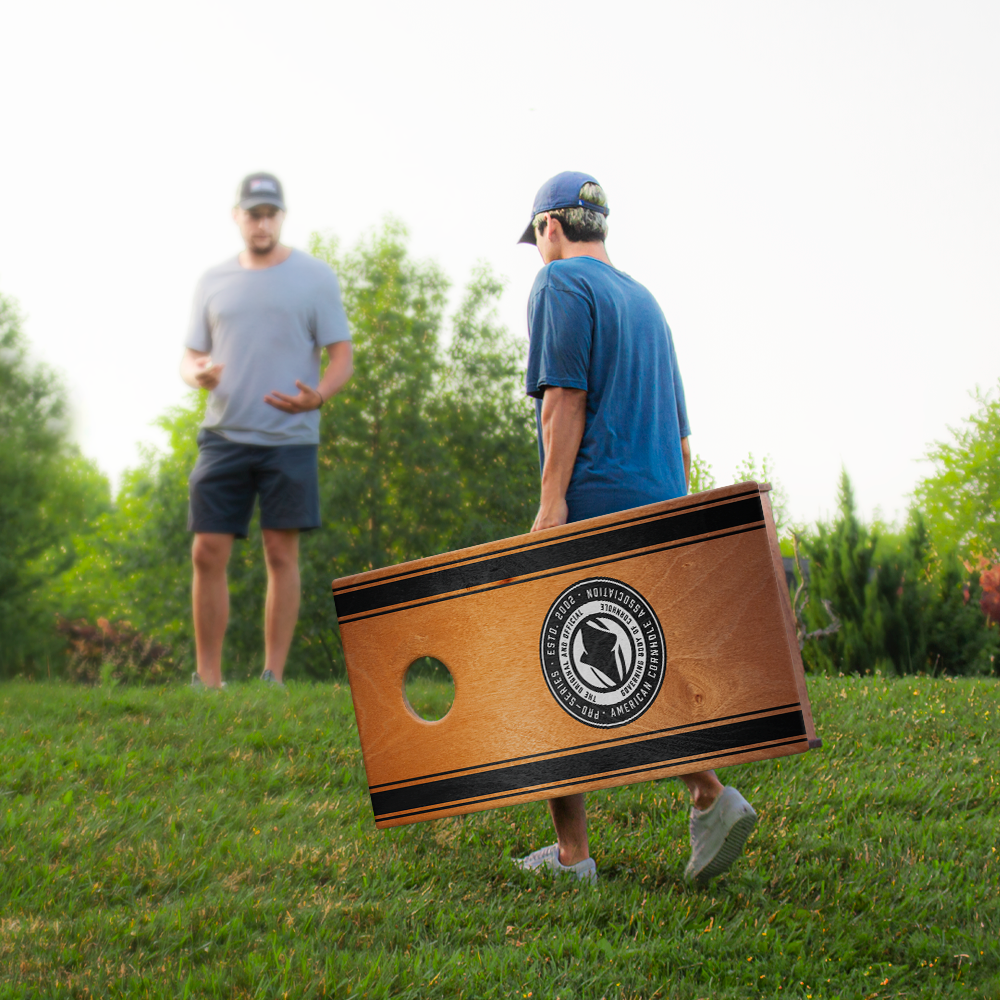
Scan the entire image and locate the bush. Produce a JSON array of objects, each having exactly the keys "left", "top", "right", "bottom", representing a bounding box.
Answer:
[
  {"left": 799, "top": 471, "right": 999, "bottom": 676},
  {"left": 56, "top": 617, "right": 182, "bottom": 685}
]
